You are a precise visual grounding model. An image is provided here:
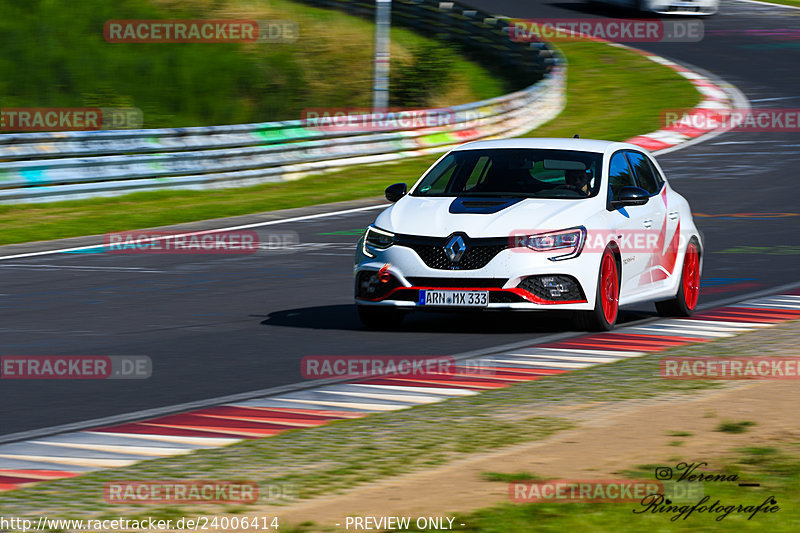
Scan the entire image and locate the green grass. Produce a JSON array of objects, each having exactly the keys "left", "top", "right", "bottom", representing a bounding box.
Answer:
[
  {"left": 0, "top": 38, "right": 699, "bottom": 246},
  {"left": 752, "top": 0, "right": 800, "bottom": 7},
  {"left": 524, "top": 41, "right": 699, "bottom": 140},
  {"left": 0, "top": 0, "right": 503, "bottom": 127},
  {"left": 482, "top": 472, "right": 544, "bottom": 483},
  {"left": 410, "top": 448, "right": 800, "bottom": 532},
  {"left": 716, "top": 421, "right": 757, "bottom": 434},
  {"left": 3, "top": 317, "right": 797, "bottom": 519}
]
